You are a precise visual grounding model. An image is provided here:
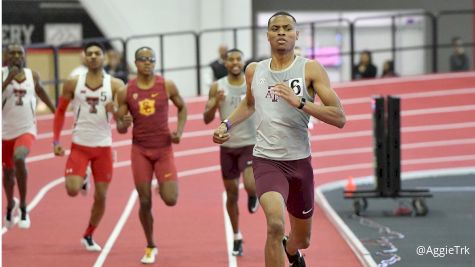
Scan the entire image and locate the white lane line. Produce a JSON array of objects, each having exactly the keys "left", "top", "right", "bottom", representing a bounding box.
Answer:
[
  {"left": 26, "top": 121, "right": 475, "bottom": 164},
  {"left": 334, "top": 71, "right": 475, "bottom": 89},
  {"left": 34, "top": 89, "right": 475, "bottom": 140},
  {"left": 345, "top": 104, "right": 475, "bottom": 121},
  {"left": 311, "top": 121, "right": 475, "bottom": 142},
  {"left": 402, "top": 122, "right": 475, "bottom": 132},
  {"left": 311, "top": 138, "right": 475, "bottom": 158},
  {"left": 342, "top": 87, "right": 475, "bottom": 105},
  {"left": 2, "top": 177, "right": 64, "bottom": 234},
  {"left": 93, "top": 164, "right": 223, "bottom": 267},
  {"left": 93, "top": 190, "right": 138, "bottom": 267},
  {"left": 315, "top": 167, "right": 475, "bottom": 267},
  {"left": 314, "top": 154, "right": 475, "bottom": 174},
  {"left": 36, "top": 95, "right": 208, "bottom": 121},
  {"left": 222, "top": 186, "right": 241, "bottom": 267},
  {"left": 36, "top": 114, "right": 204, "bottom": 140},
  {"left": 35, "top": 81, "right": 475, "bottom": 122}
]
